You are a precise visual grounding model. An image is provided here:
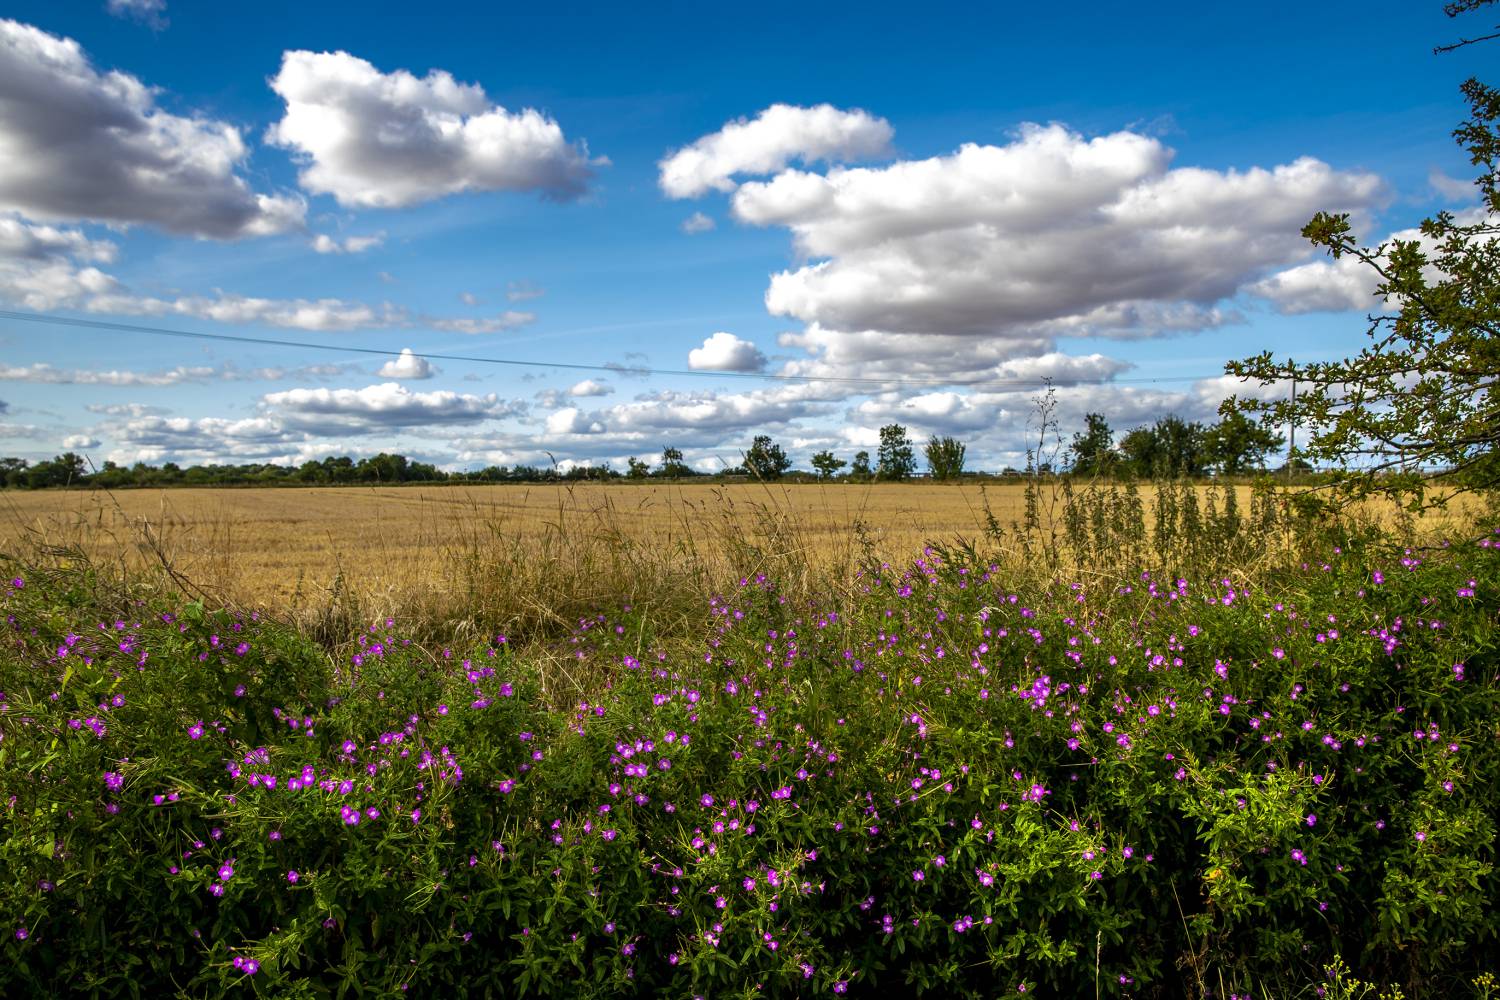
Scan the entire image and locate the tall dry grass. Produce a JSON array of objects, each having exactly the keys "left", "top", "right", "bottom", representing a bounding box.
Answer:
[{"left": 0, "top": 478, "right": 1483, "bottom": 654}]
